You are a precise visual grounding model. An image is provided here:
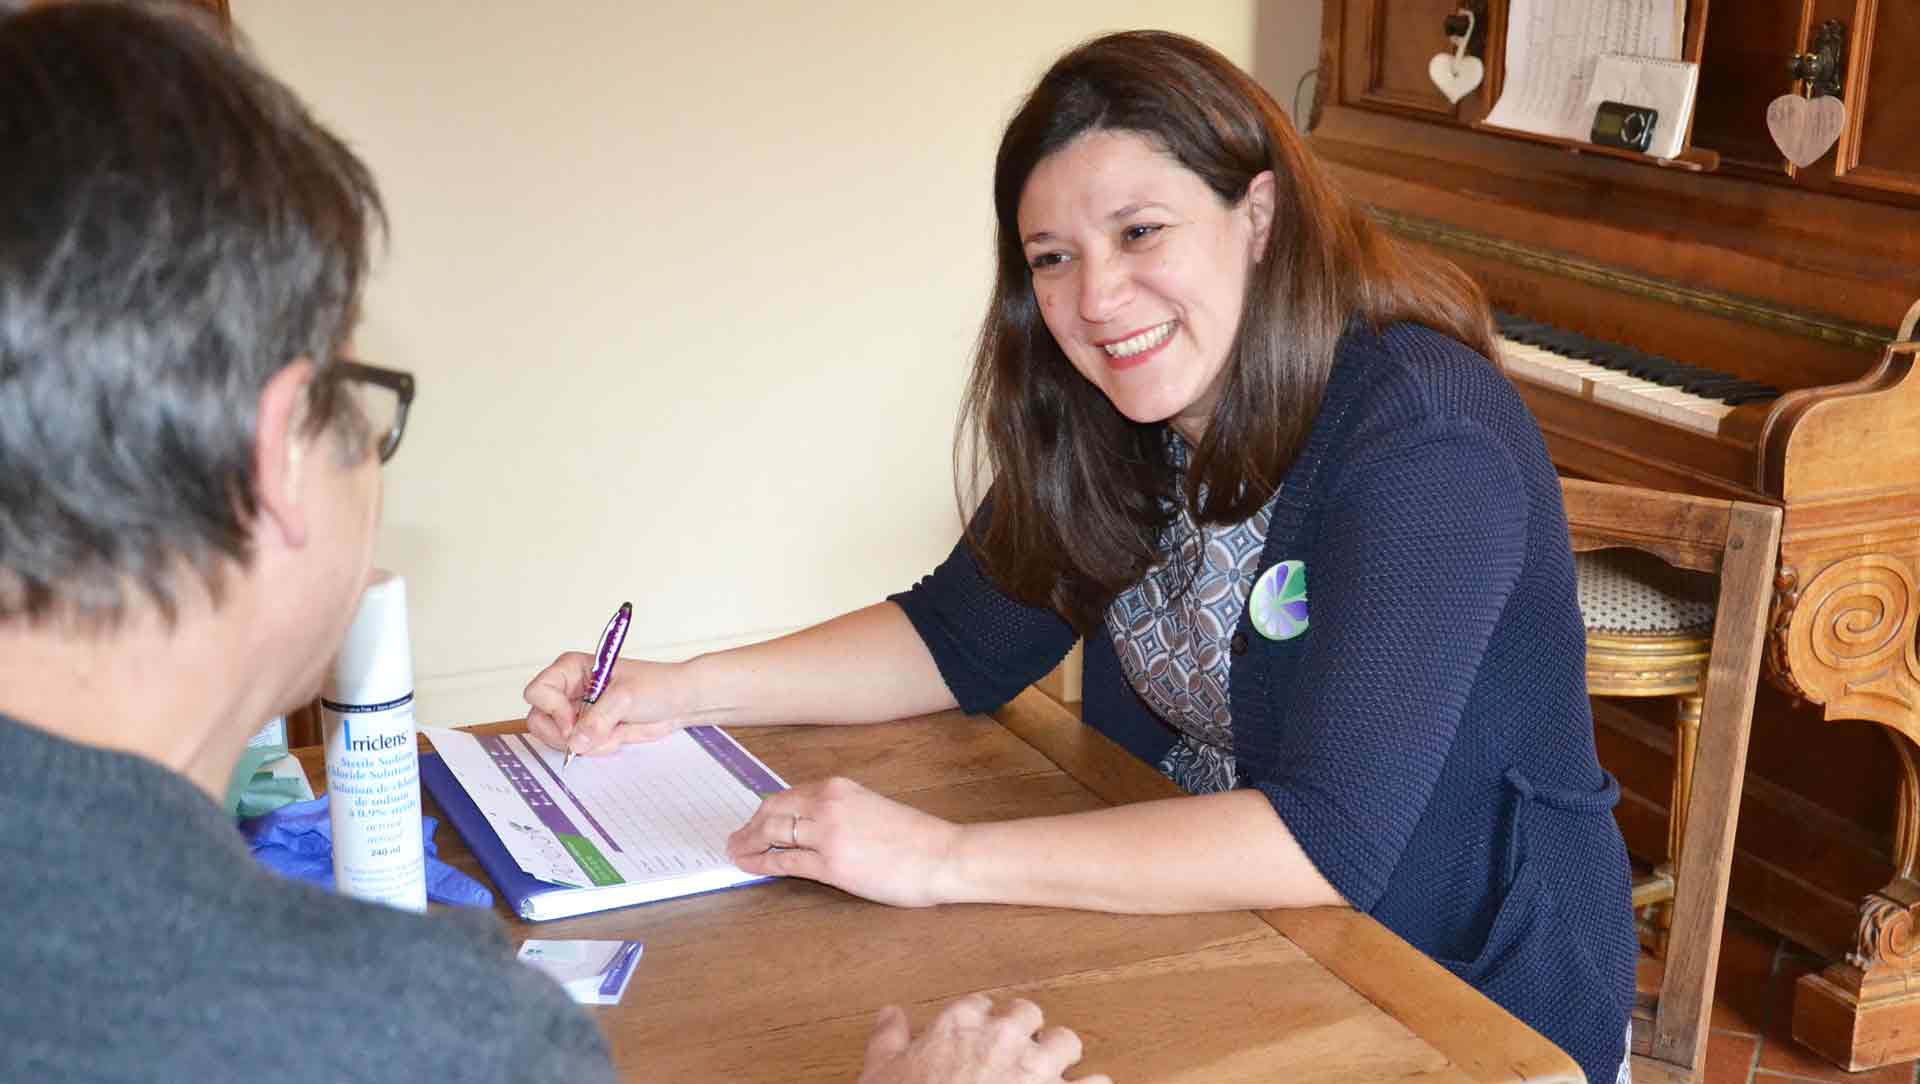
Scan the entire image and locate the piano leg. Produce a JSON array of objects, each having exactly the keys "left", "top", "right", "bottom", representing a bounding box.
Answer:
[
  {"left": 1793, "top": 730, "right": 1920, "bottom": 1071},
  {"left": 1772, "top": 549, "right": 1920, "bottom": 1070}
]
